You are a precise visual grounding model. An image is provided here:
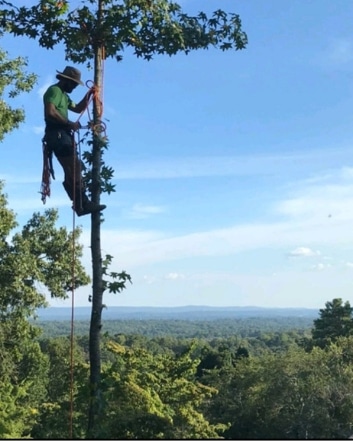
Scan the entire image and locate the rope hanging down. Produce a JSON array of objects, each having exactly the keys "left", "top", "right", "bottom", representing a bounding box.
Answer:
[
  {"left": 38, "top": 73, "right": 107, "bottom": 436},
  {"left": 69, "top": 167, "right": 77, "bottom": 439}
]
